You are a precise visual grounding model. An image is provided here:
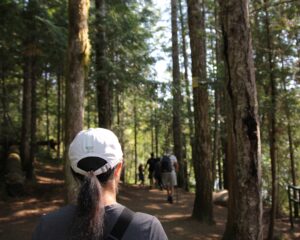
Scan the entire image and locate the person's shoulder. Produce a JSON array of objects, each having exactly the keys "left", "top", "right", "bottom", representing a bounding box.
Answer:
[
  {"left": 32, "top": 205, "right": 76, "bottom": 239},
  {"left": 39, "top": 204, "right": 76, "bottom": 226},
  {"left": 130, "top": 212, "right": 168, "bottom": 239}
]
